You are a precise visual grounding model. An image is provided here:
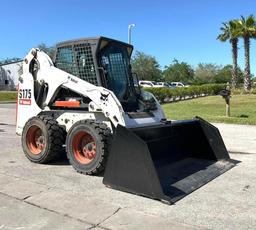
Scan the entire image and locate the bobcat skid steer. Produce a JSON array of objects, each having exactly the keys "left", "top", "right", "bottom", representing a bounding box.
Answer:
[{"left": 16, "top": 37, "right": 235, "bottom": 204}]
